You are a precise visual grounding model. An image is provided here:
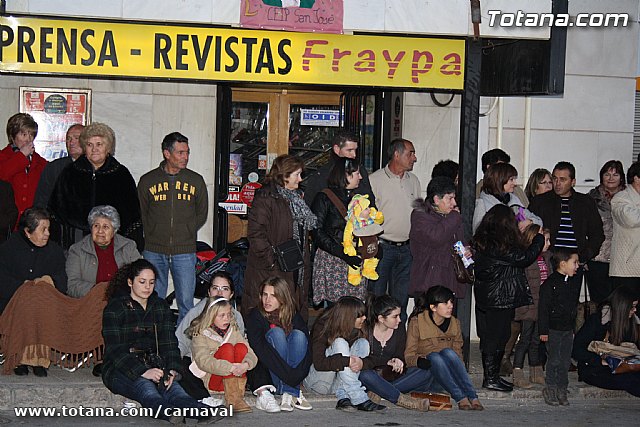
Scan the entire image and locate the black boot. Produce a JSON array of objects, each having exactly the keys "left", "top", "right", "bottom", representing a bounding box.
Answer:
[
  {"left": 482, "top": 353, "right": 512, "bottom": 392},
  {"left": 495, "top": 351, "right": 513, "bottom": 388}
]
